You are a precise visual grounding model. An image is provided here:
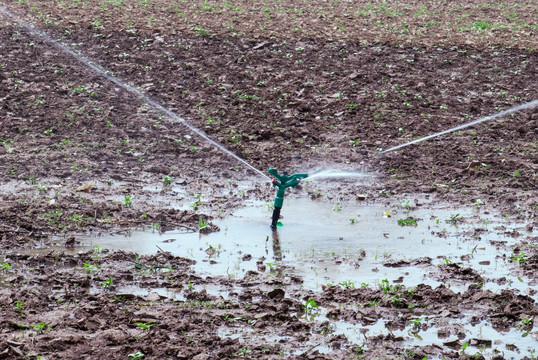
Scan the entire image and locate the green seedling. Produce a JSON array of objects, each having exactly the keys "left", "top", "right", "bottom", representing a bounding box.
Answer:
[
  {"left": 303, "top": 299, "right": 319, "bottom": 316},
  {"left": 135, "top": 322, "right": 155, "bottom": 330},
  {"left": 510, "top": 253, "right": 528, "bottom": 264},
  {"left": 198, "top": 217, "right": 209, "bottom": 231},
  {"left": 191, "top": 194, "right": 202, "bottom": 210},
  {"left": 187, "top": 281, "right": 195, "bottom": 291},
  {"left": 410, "top": 317, "right": 423, "bottom": 328},
  {"left": 339, "top": 280, "right": 355, "bottom": 289},
  {"left": 447, "top": 213, "right": 461, "bottom": 223},
  {"left": 83, "top": 262, "right": 101, "bottom": 274},
  {"left": 30, "top": 322, "right": 47, "bottom": 332},
  {"left": 379, "top": 279, "right": 396, "bottom": 294},
  {"left": 518, "top": 317, "right": 533, "bottom": 328},
  {"left": 15, "top": 300, "right": 24, "bottom": 314},
  {"left": 100, "top": 278, "right": 114, "bottom": 289},
  {"left": 0, "top": 263, "right": 10, "bottom": 272},
  {"left": 123, "top": 196, "right": 133, "bottom": 208},
  {"left": 397, "top": 217, "right": 418, "bottom": 227},
  {"left": 163, "top": 176, "right": 173, "bottom": 186},
  {"left": 128, "top": 352, "right": 145, "bottom": 359},
  {"left": 264, "top": 262, "right": 277, "bottom": 273}
]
